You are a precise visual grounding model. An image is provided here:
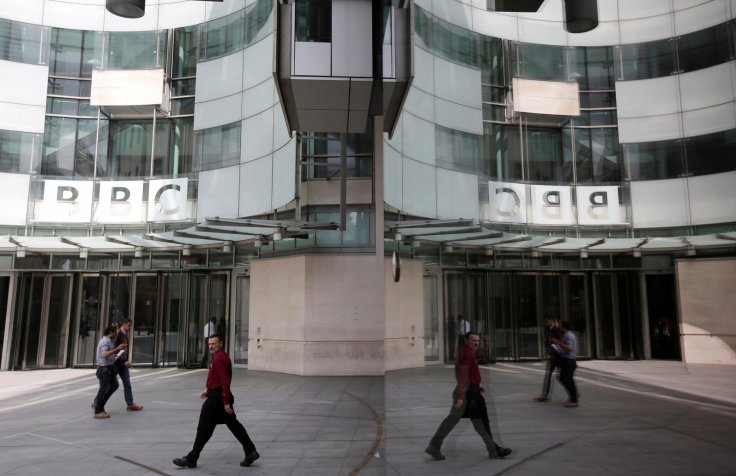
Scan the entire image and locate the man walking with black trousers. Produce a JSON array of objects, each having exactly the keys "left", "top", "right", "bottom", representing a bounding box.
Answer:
[
  {"left": 173, "top": 334, "right": 259, "bottom": 469},
  {"left": 426, "top": 331, "right": 512, "bottom": 461},
  {"left": 93, "top": 325, "right": 126, "bottom": 419}
]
